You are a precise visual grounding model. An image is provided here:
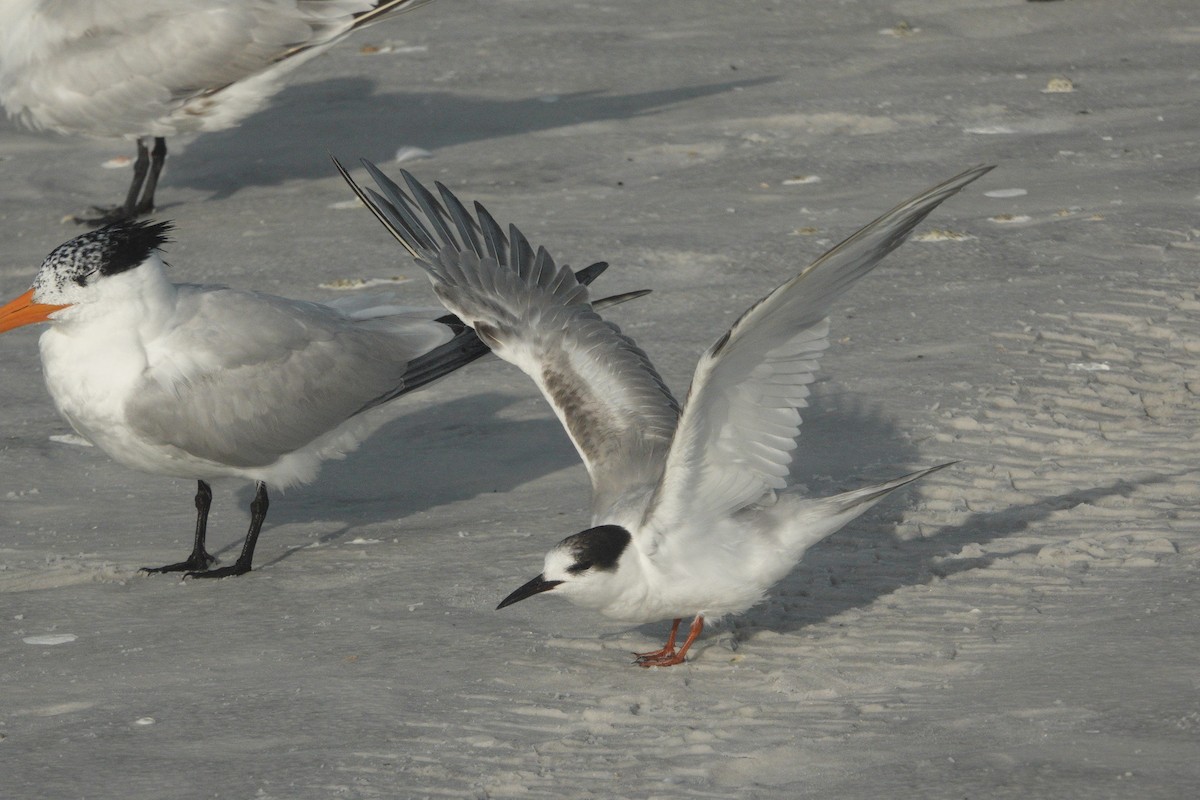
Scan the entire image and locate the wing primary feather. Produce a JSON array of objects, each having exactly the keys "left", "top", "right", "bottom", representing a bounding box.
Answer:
[
  {"left": 474, "top": 201, "right": 508, "bottom": 265},
  {"left": 331, "top": 156, "right": 421, "bottom": 259},
  {"left": 721, "top": 164, "right": 994, "bottom": 358},
  {"left": 435, "top": 182, "right": 485, "bottom": 259},
  {"left": 592, "top": 288, "right": 651, "bottom": 310},
  {"left": 794, "top": 164, "right": 995, "bottom": 292},
  {"left": 531, "top": 245, "right": 556, "bottom": 288},
  {"left": 400, "top": 169, "right": 460, "bottom": 252},
  {"left": 571, "top": 263, "right": 606, "bottom": 288},
  {"left": 363, "top": 327, "right": 491, "bottom": 411},
  {"left": 572, "top": 261, "right": 609, "bottom": 286},
  {"left": 548, "top": 261, "right": 585, "bottom": 300},
  {"left": 645, "top": 165, "right": 992, "bottom": 530},
  {"left": 509, "top": 224, "right": 535, "bottom": 277},
  {"left": 360, "top": 161, "right": 439, "bottom": 252},
  {"left": 354, "top": 161, "right": 682, "bottom": 512},
  {"left": 361, "top": 159, "right": 416, "bottom": 212},
  {"left": 362, "top": 161, "right": 440, "bottom": 250},
  {"left": 364, "top": 187, "right": 436, "bottom": 254},
  {"left": 352, "top": 260, "right": 620, "bottom": 416}
]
